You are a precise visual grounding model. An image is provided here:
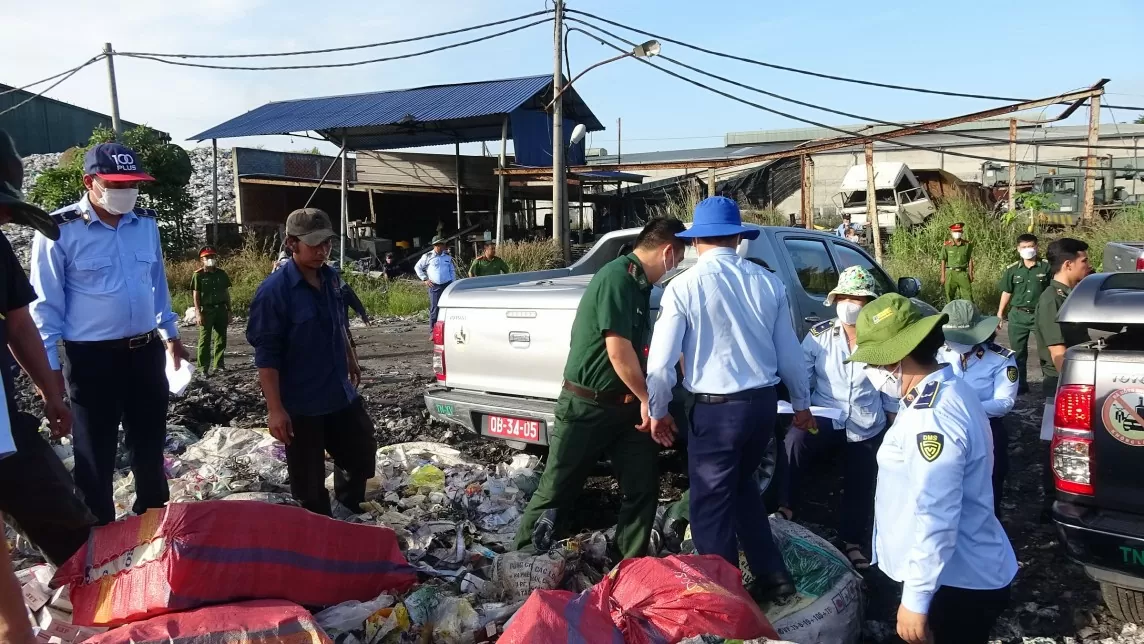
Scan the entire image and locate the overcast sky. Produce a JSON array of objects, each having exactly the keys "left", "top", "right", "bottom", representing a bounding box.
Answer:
[{"left": 7, "top": 0, "right": 1144, "bottom": 157}]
